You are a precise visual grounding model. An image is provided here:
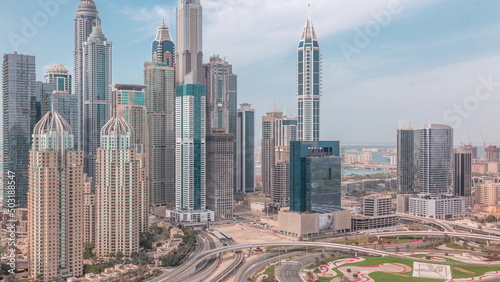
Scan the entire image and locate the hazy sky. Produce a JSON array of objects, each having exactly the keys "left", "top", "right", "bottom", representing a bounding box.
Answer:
[{"left": 1, "top": 0, "right": 500, "bottom": 145}]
